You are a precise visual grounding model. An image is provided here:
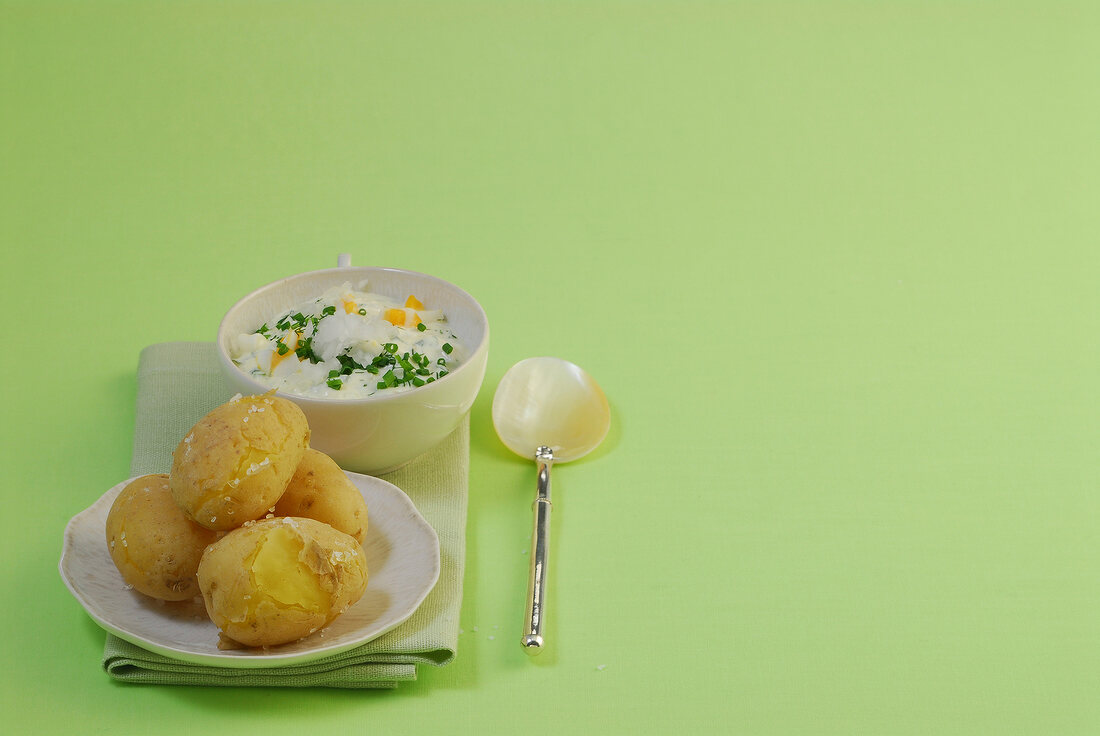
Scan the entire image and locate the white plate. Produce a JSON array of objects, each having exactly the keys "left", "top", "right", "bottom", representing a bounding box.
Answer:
[{"left": 59, "top": 470, "right": 440, "bottom": 667}]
